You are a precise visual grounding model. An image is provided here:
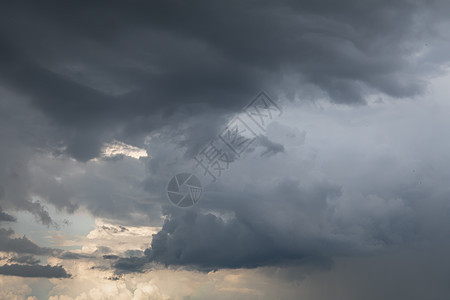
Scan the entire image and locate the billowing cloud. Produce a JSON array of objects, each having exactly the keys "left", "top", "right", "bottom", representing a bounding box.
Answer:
[
  {"left": 114, "top": 91, "right": 450, "bottom": 274},
  {"left": 0, "top": 0, "right": 449, "bottom": 223},
  {"left": 0, "top": 0, "right": 450, "bottom": 162},
  {"left": 138, "top": 211, "right": 334, "bottom": 271}
]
